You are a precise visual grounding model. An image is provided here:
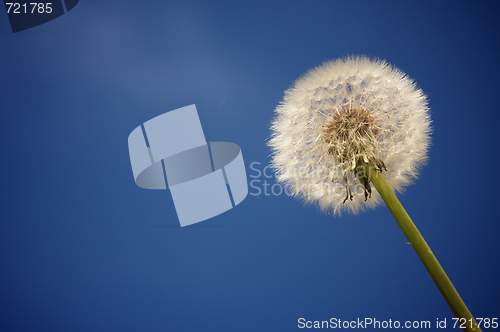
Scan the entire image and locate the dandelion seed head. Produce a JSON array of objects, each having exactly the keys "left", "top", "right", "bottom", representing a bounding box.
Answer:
[{"left": 268, "top": 56, "right": 431, "bottom": 215}]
